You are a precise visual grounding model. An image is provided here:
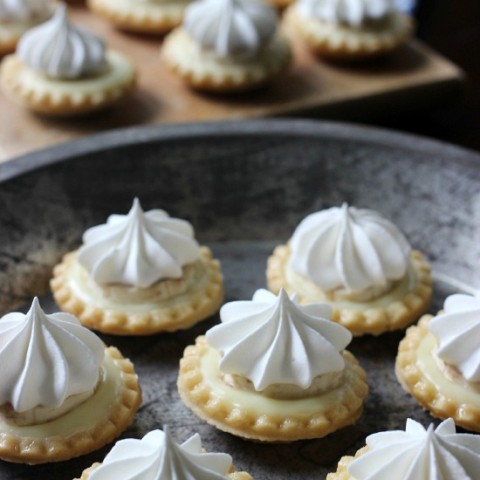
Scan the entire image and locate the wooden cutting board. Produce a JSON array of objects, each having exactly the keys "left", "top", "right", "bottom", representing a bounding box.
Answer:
[{"left": 0, "top": 4, "right": 465, "bottom": 162}]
